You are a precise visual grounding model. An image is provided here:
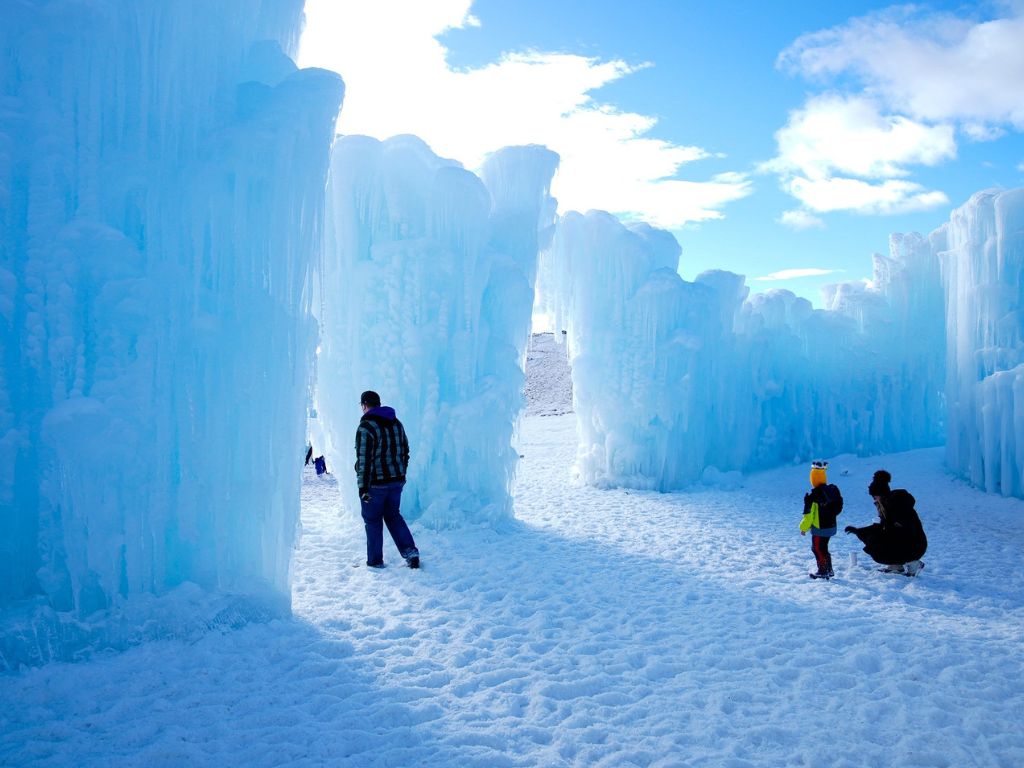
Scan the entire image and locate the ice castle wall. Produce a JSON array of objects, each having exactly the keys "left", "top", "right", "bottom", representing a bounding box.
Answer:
[
  {"left": 538, "top": 210, "right": 947, "bottom": 490},
  {"left": 0, "top": 0, "right": 343, "bottom": 666},
  {"left": 940, "top": 189, "right": 1024, "bottom": 497},
  {"left": 316, "top": 137, "right": 558, "bottom": 527}
]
